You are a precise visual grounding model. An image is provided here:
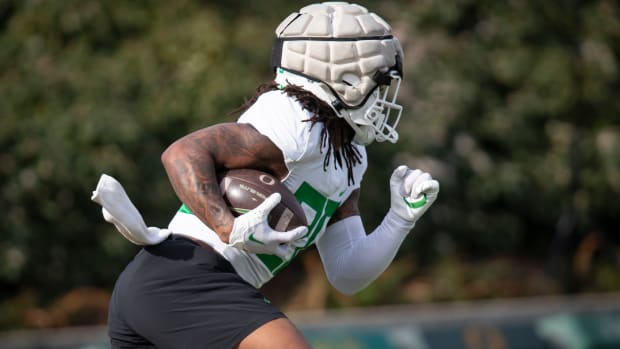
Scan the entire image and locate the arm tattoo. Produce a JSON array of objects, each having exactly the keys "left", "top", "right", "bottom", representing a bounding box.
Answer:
[{"left": 162, "top": 123, "right": 286, "bottom": 242}]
